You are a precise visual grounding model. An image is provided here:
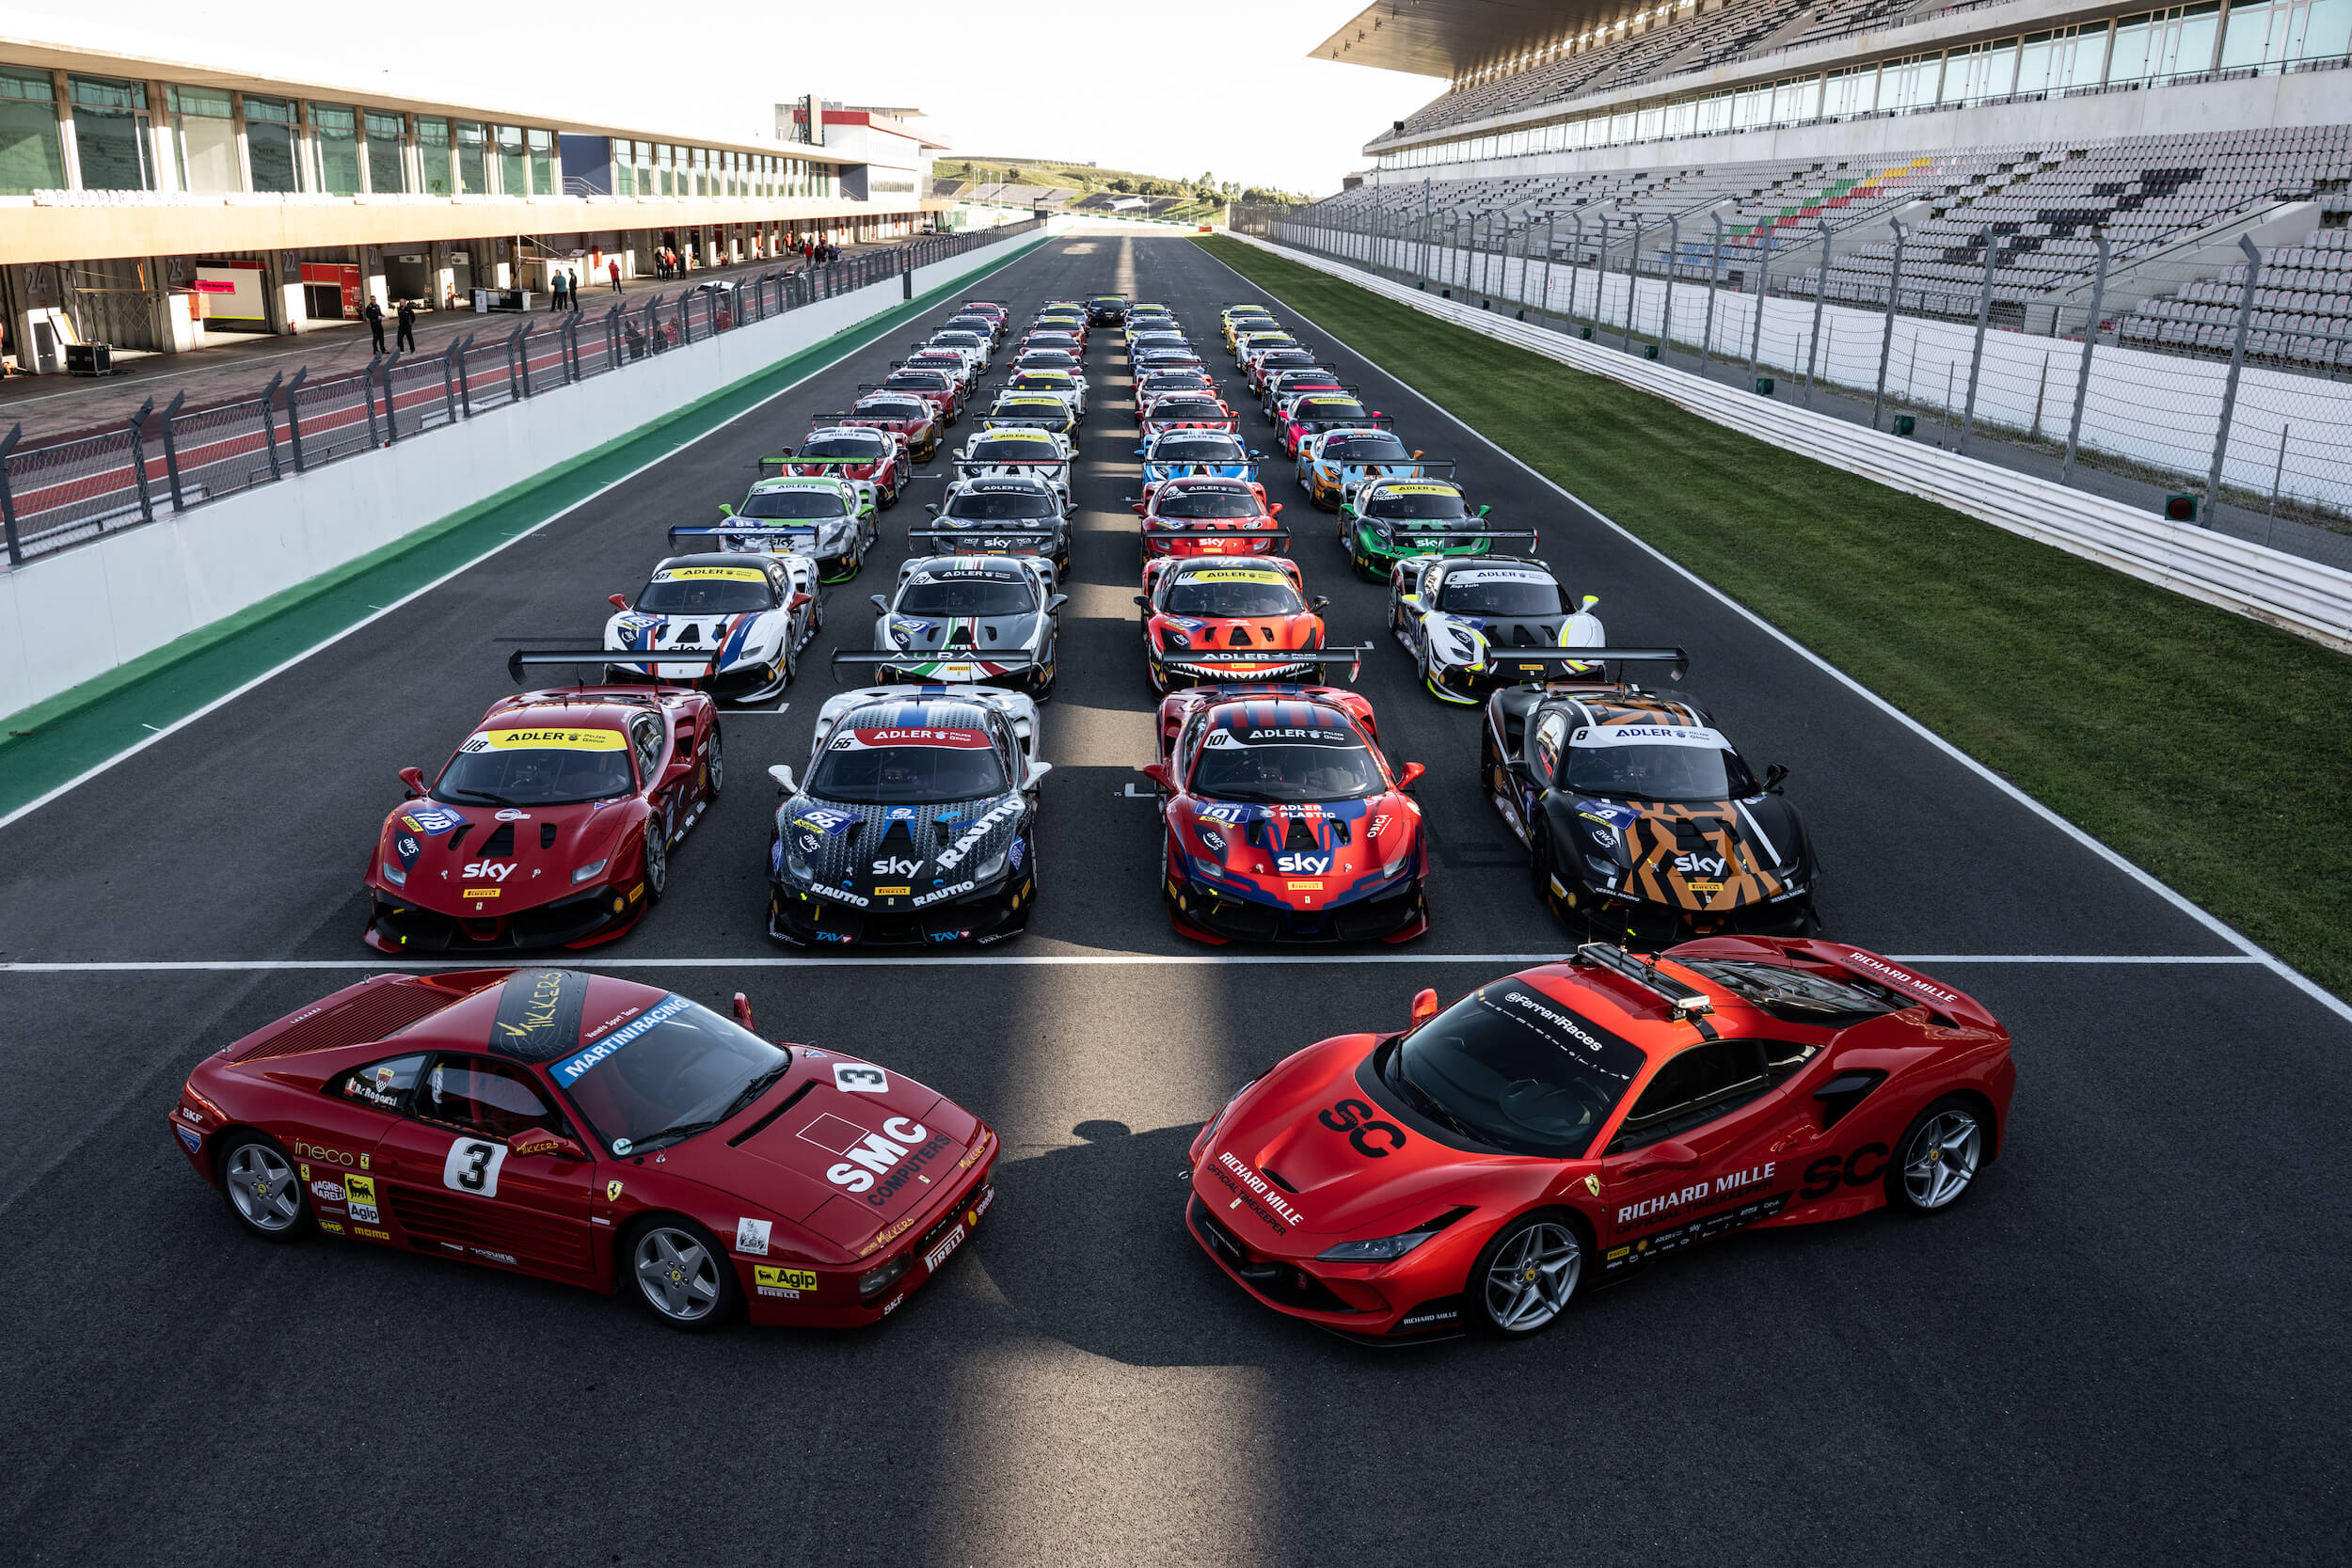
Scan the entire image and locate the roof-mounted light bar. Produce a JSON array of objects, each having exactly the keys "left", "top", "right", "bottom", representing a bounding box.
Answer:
[{"left": 1578, "top": 943, "right": 1712, "bottom": 1020}]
